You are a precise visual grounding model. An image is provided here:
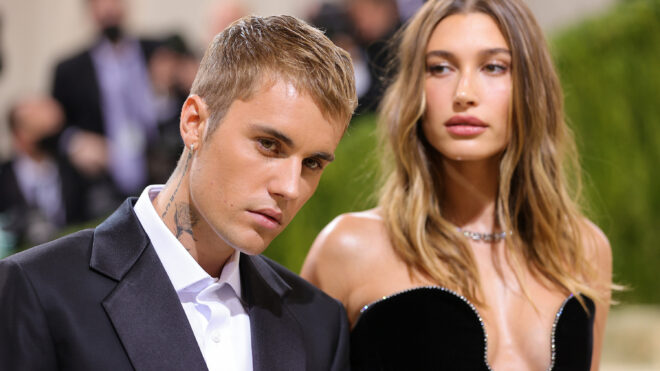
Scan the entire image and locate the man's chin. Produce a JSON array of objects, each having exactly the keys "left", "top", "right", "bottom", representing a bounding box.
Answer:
[
  {"left": 233, "top": 244, "right": 269, "bottom": 256},
  {"left": 229, "top": 234, "right": 272, "bottom": 256}
]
